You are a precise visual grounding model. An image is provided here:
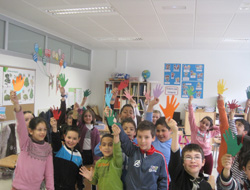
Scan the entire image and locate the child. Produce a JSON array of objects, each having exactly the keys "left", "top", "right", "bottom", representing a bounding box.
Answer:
[
  {"left": 119, "top": 120, "right": 169, "bottom": 189},
  {"left": 229, "top": 109, "right": 250, "bottom": 136},
  {"left": 50, "top": 117, "right": 84, "bottom": 190},
  {"left": 10, "top": 91, "right": 54, "bottom": 190},
  {"left": 80, "top": 125, "right": 123, "bottom": 190},
  {"left": 168, "top": 117, "right": 212, "bottom": 190},
  {"left": 152, "top": 110, "right": 161, "bottom": 125},
  {"left": 152, "top": 117, "right": 172, "bottom": 165},
  {"left": 188, "top": 95, "right": 220, "bottom": 175},
  {"left": 217, "top": 151, "right": 250, "bottom": 189},
  {"left": 78, "top": 109, "right": 100, "bottom": 165}
]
